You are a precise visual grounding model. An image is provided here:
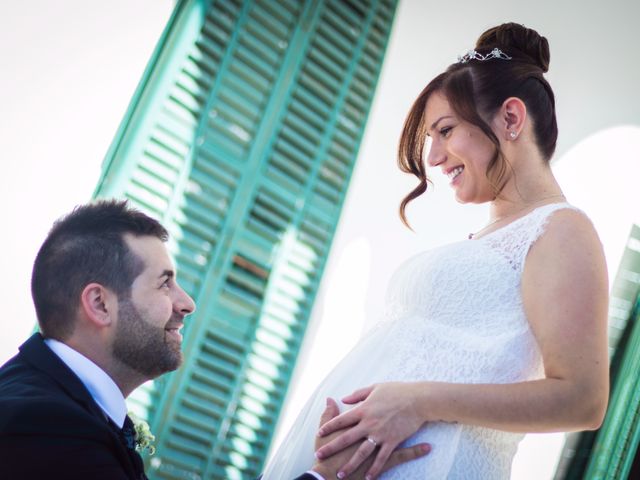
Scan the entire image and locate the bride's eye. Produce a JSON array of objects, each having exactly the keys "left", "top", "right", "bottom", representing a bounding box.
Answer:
[{"left": 440, "top": 126, "right": 453, "bottom": 138}]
